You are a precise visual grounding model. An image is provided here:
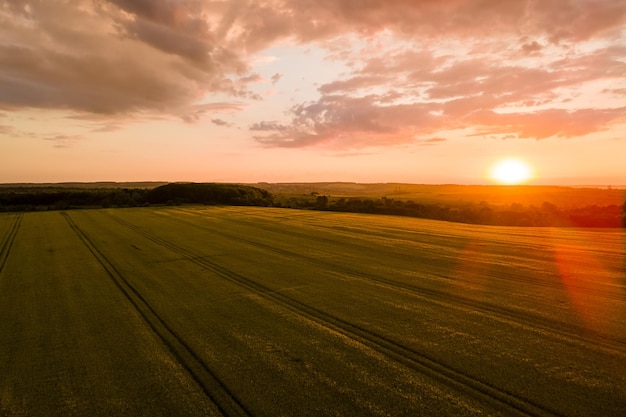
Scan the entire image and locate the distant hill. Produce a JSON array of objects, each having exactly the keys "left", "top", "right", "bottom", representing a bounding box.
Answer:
[{"left": 252, "top": 182, "right": 625, "bottom": 209}]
